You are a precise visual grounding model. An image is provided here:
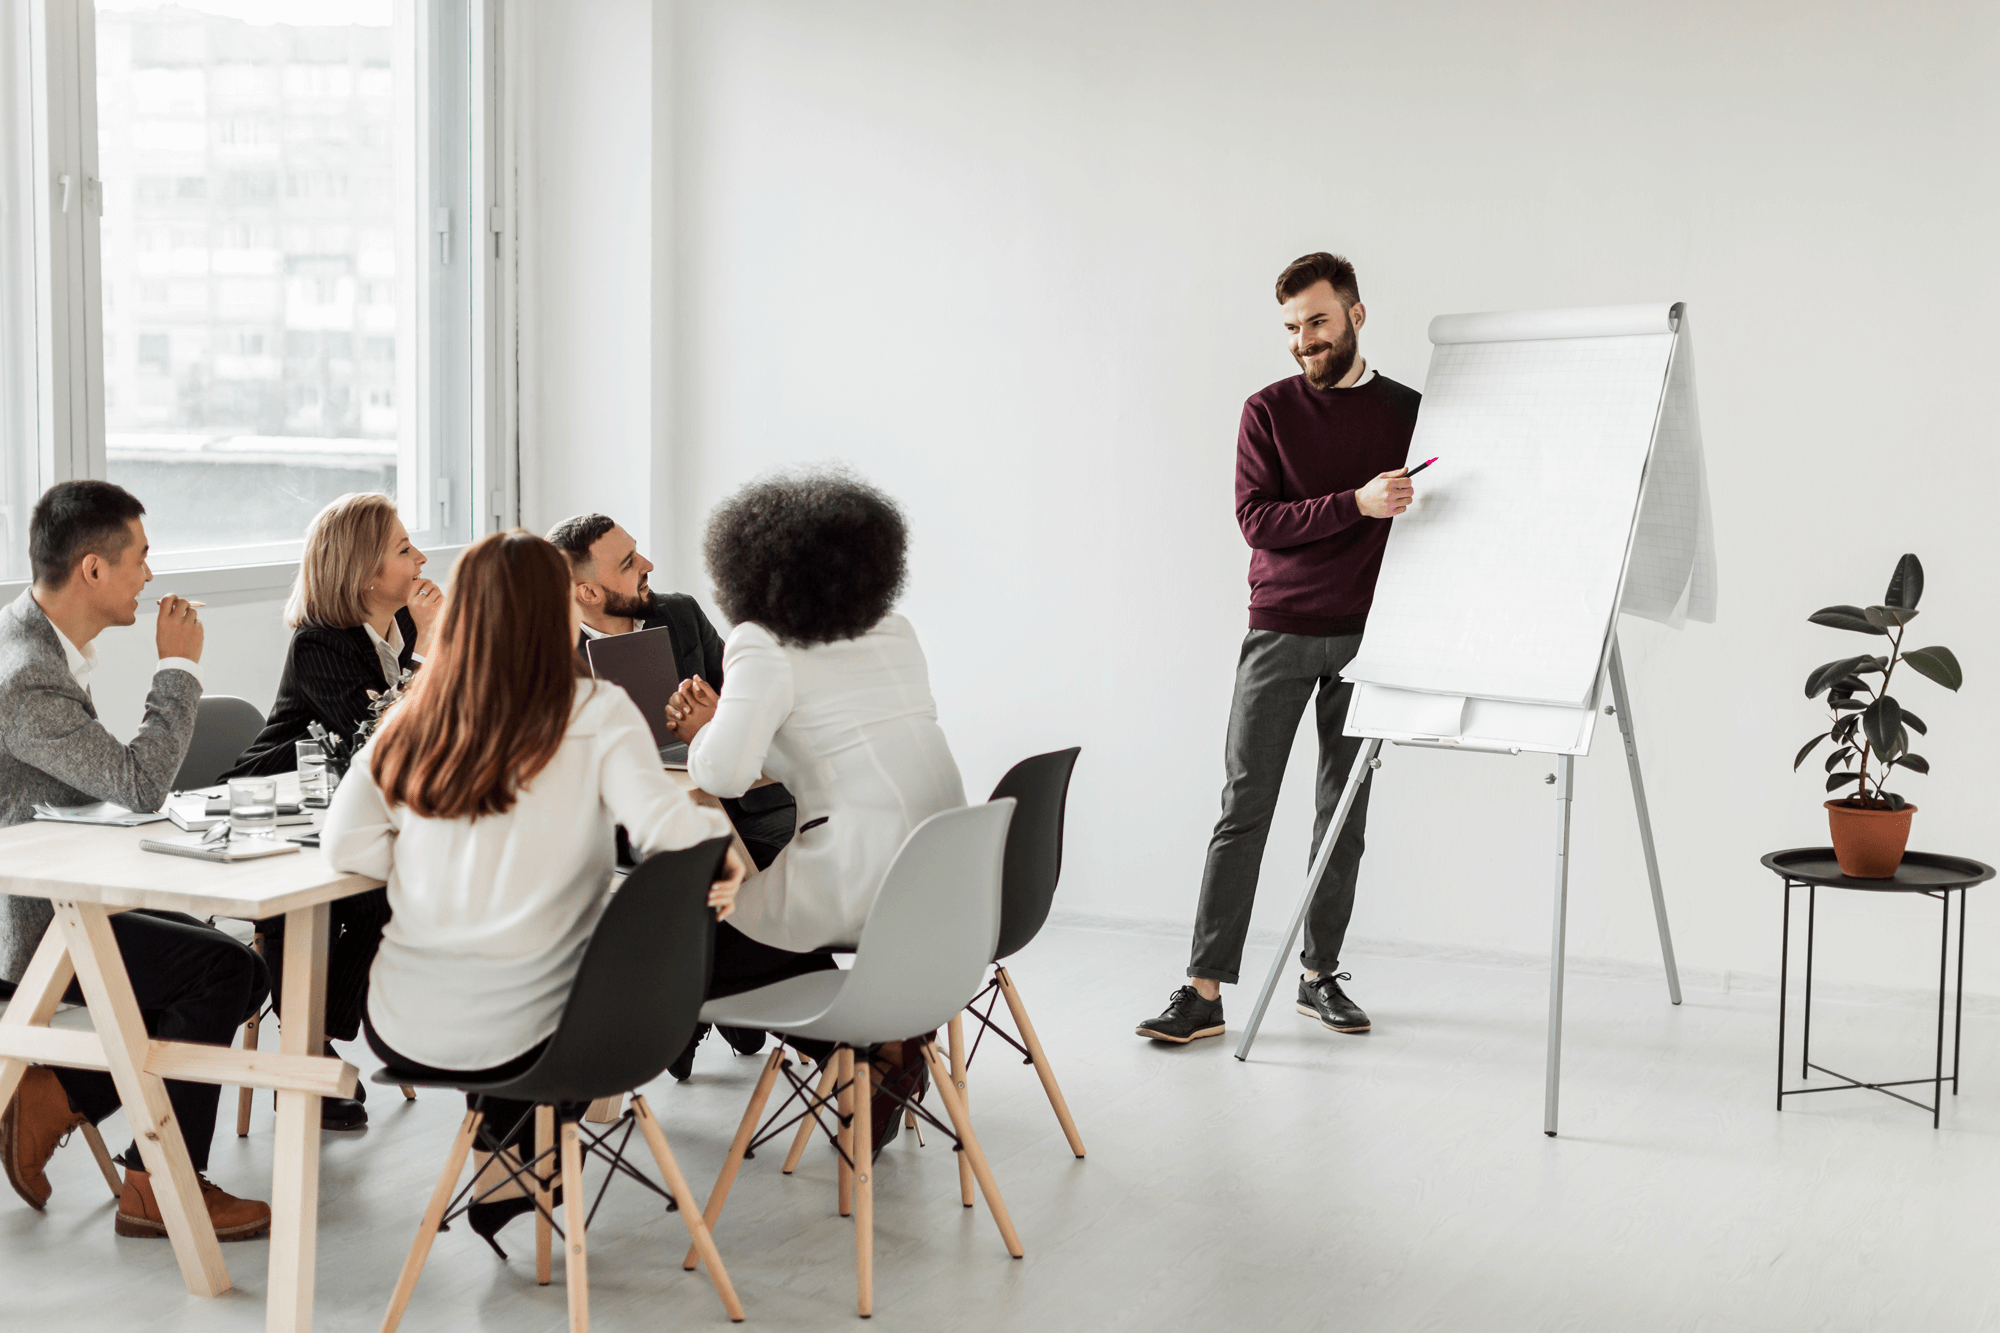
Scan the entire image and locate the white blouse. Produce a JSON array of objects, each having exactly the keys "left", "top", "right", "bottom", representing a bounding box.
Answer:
[
  {"left": 688, "top": 613, "right": 965, "bottom": 952},
  {"left": 324, "top": 679, "right": 731, "bottom": 1069}
]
